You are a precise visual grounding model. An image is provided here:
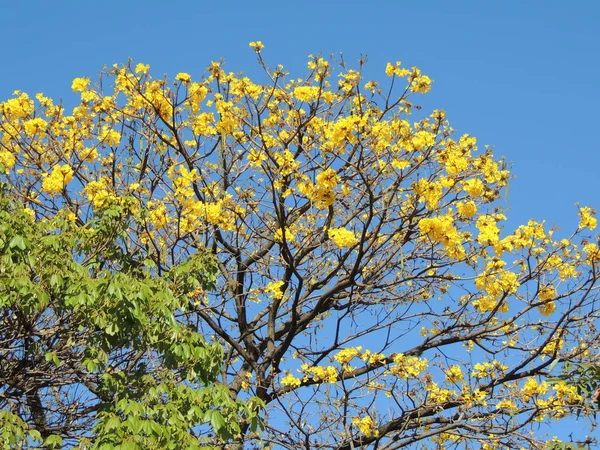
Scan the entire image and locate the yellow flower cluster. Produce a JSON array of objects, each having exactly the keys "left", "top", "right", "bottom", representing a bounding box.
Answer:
[
  {"left": 298, "top": 168, "right": 340, "bottom": 209},
  {"left": 445, "top": 365, "right": 464, "bottom": 383},
  {"left": 537, "top": 285, "right": 557, "bottom": 316},
  {"left": 41, "top": 165, "right": 73, "bottom": 195},
  {"left": 476, "top": 214, "right": 505, "bottom": 246},
  {"left": 462, "top": 178, "right": 484, "bottom": 197},
  {"left": 274, "top": 149, "right": 299, "bottom": 177},
  {"left": 454, "top": 201, "right": 476, "bottom": 221},
  {"left": 281, "top": 372, "right": 301, "bottom": 388},
  {"left": 293, "top": 86, "right": 320, "bottom": 103},
  {"left": 387, "top": 353, "right": 428, "bottom": 379},
  {"left": 473, "top": 260, "right": 519, "bottom": 313},
  {"left": 23, "top": 117, "right": 47, "bottom": 137},
  {"left": 361, "top": 350, "right": 386, "bottom": 365},
  {"left": 248, "top": 41, "right": 264, "bottom": 52},
  {"left": 274, "top": 227, "right": 296, "bottom": 243},
  {"left": 302, "top": 365, "right": 338, "bottom": 383},
  {"left": 552, "top": 380, "right": 582, "bottom": 404},
  {"left": 385, "top": 61, "right": 410, "bottom": 78},
  {"left": 352, "top": 415, "right": 378, "bottom": 437},
  {"left": 426, "top": 382, "right": 455, "bottom": 404},
  {"left": 471, "top": 360, "right": 508, "bottom": 379},
  {"left": 409, "top": 67, "right": 433, "bottom": 94},
  {"left": 334, "top": 346, "right": 363, "bottom": 365},
  {"left": 71, "top": 77, "right": 90, "bottom": 92},
  {"left": 0, "top": 148, "right": 16, "bottom": 171},
  {"left": 264, "top": 280, "right": 285, "bottom": 300},
  {"left": 521, "top": 378, "right": 549, "bottom": 401},
  {"left": 579, "top": 206, "right": 597, "bottom": 230},
  {"left": 196, "top": 199, "right": 236, "bottom": 231},
  {"left": 328, "top": 227, "right": 359, "bottom": 248},
  {"left": 418, "top": 211, "right": 465, "bottom": 259},
  {"left": 83, "top": 177, "right": 118, "bottom": 209},
  {"left": 496, "top": 398, "right": 518, "bottom": 413},
  {"left": 147, "top": 201, "right": 169, "bottom": 229},
  {"left": 413, "top": 178, "right": 443, "bottom": 209},
  {"left": 175, "top": 72, "right": 191, "bottom": 83},
  {"left": 459, "top": 388, "right": 487, "bottom": 408}
]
